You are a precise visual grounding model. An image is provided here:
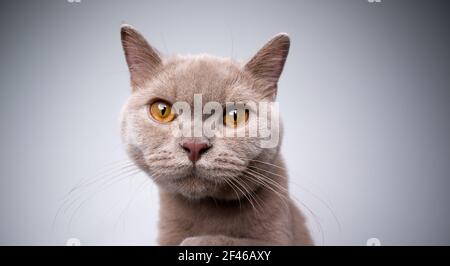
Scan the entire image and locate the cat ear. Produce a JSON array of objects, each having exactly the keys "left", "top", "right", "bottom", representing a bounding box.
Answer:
[
  {"left": 244, "top": 33, "right": 290, "bottom": 97},
  {"left": 121, "top": 24, "right": 162, "bottom": 90}
]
